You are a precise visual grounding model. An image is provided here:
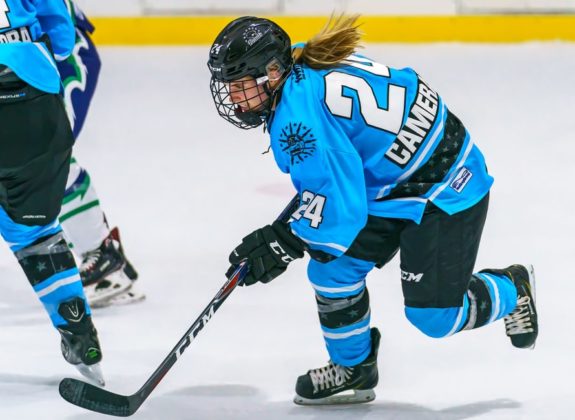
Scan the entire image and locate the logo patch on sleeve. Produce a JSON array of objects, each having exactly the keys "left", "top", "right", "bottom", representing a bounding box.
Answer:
[
  {"left": 450, "top": 167, "right": 473, "bottom": 193},
  {"left": 279, "top": 122, "right": 317, "bottom": 164}
]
